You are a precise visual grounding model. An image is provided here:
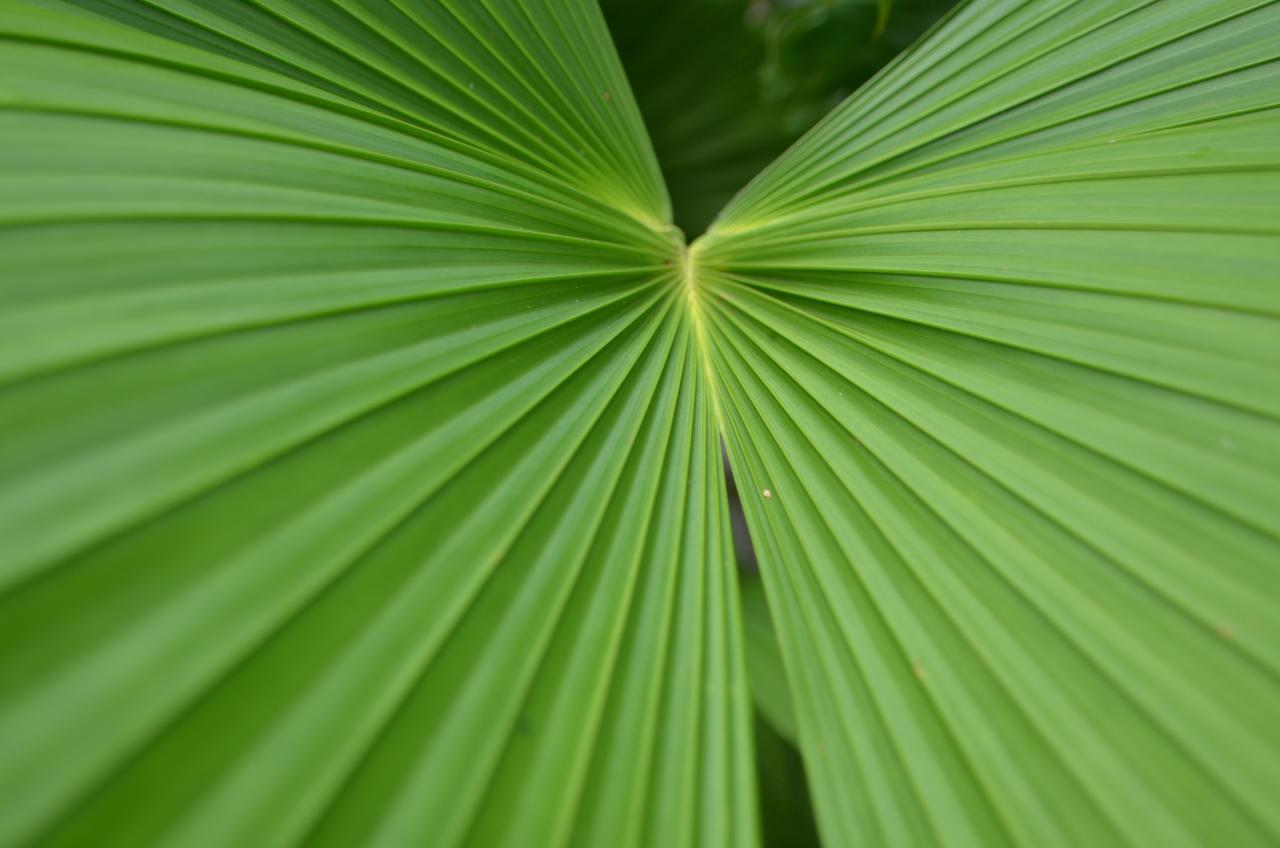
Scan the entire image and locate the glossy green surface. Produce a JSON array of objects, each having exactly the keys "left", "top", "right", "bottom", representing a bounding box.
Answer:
[{"left": 1, "top": 0, "right": 1277, "bottom": 846}]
